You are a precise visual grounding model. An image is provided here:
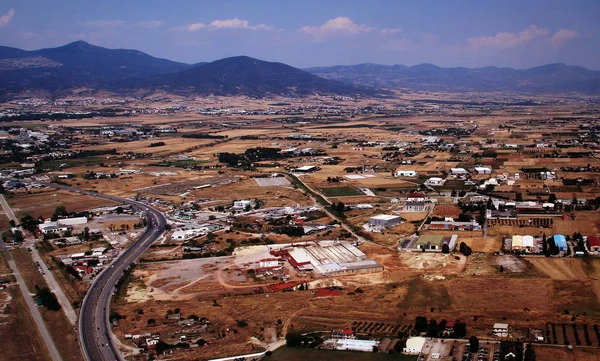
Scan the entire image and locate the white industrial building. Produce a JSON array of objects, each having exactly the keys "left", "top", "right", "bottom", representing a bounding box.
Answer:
[
  {"left": 57, "top": 217, "right": 88, "bottom": 226},
  {"left": 395, "top": 170, "right": 418, "bottom": 177},
  {"left": 368, "top": 214, "right": 402, "bottom": 229},
  {"left": 403, "top": 336, "right": 426, "bottom": 354},
  {"left": 474, "top": 167, "right": 492, "bottom": 174},
  {"left": 511, "top": 235, "right": 534, "bottom": 250},
  {"left": 451, "top": 168, "right": 469, "bottom": 175},
  {"left": 334, "top": 339, "right": 379, "bottom": 352}
]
